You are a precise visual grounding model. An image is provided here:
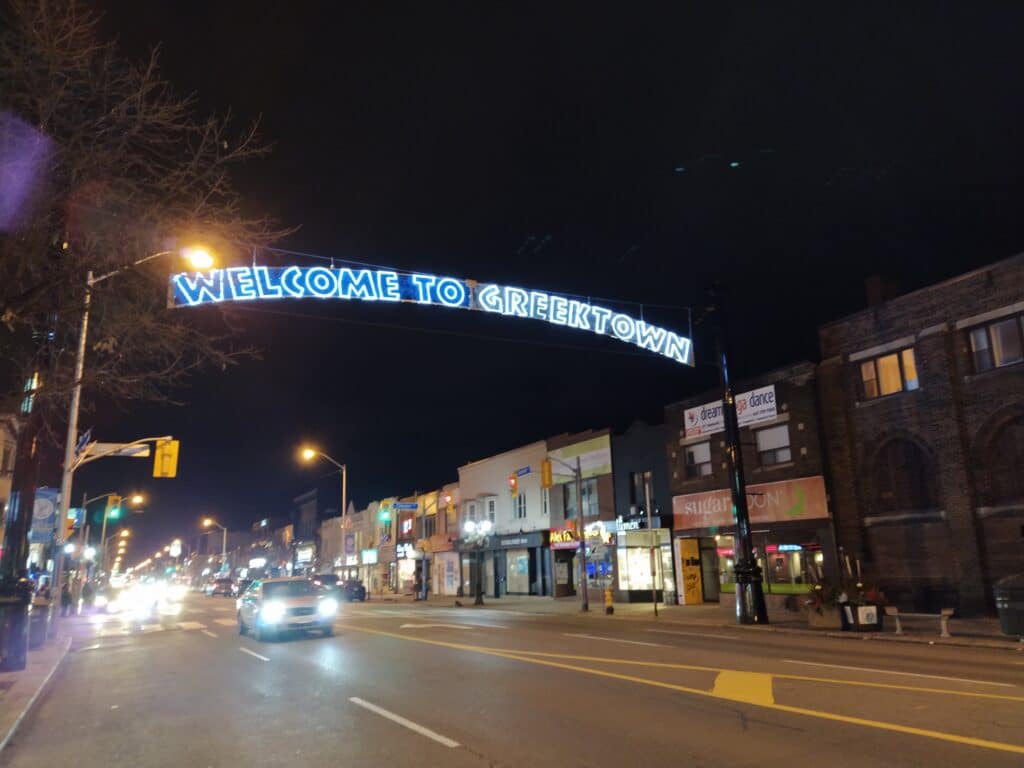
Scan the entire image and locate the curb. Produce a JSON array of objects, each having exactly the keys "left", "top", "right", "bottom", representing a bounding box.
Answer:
[{"left": 0, "top": 635, "right": 72, "bottom": 754}]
